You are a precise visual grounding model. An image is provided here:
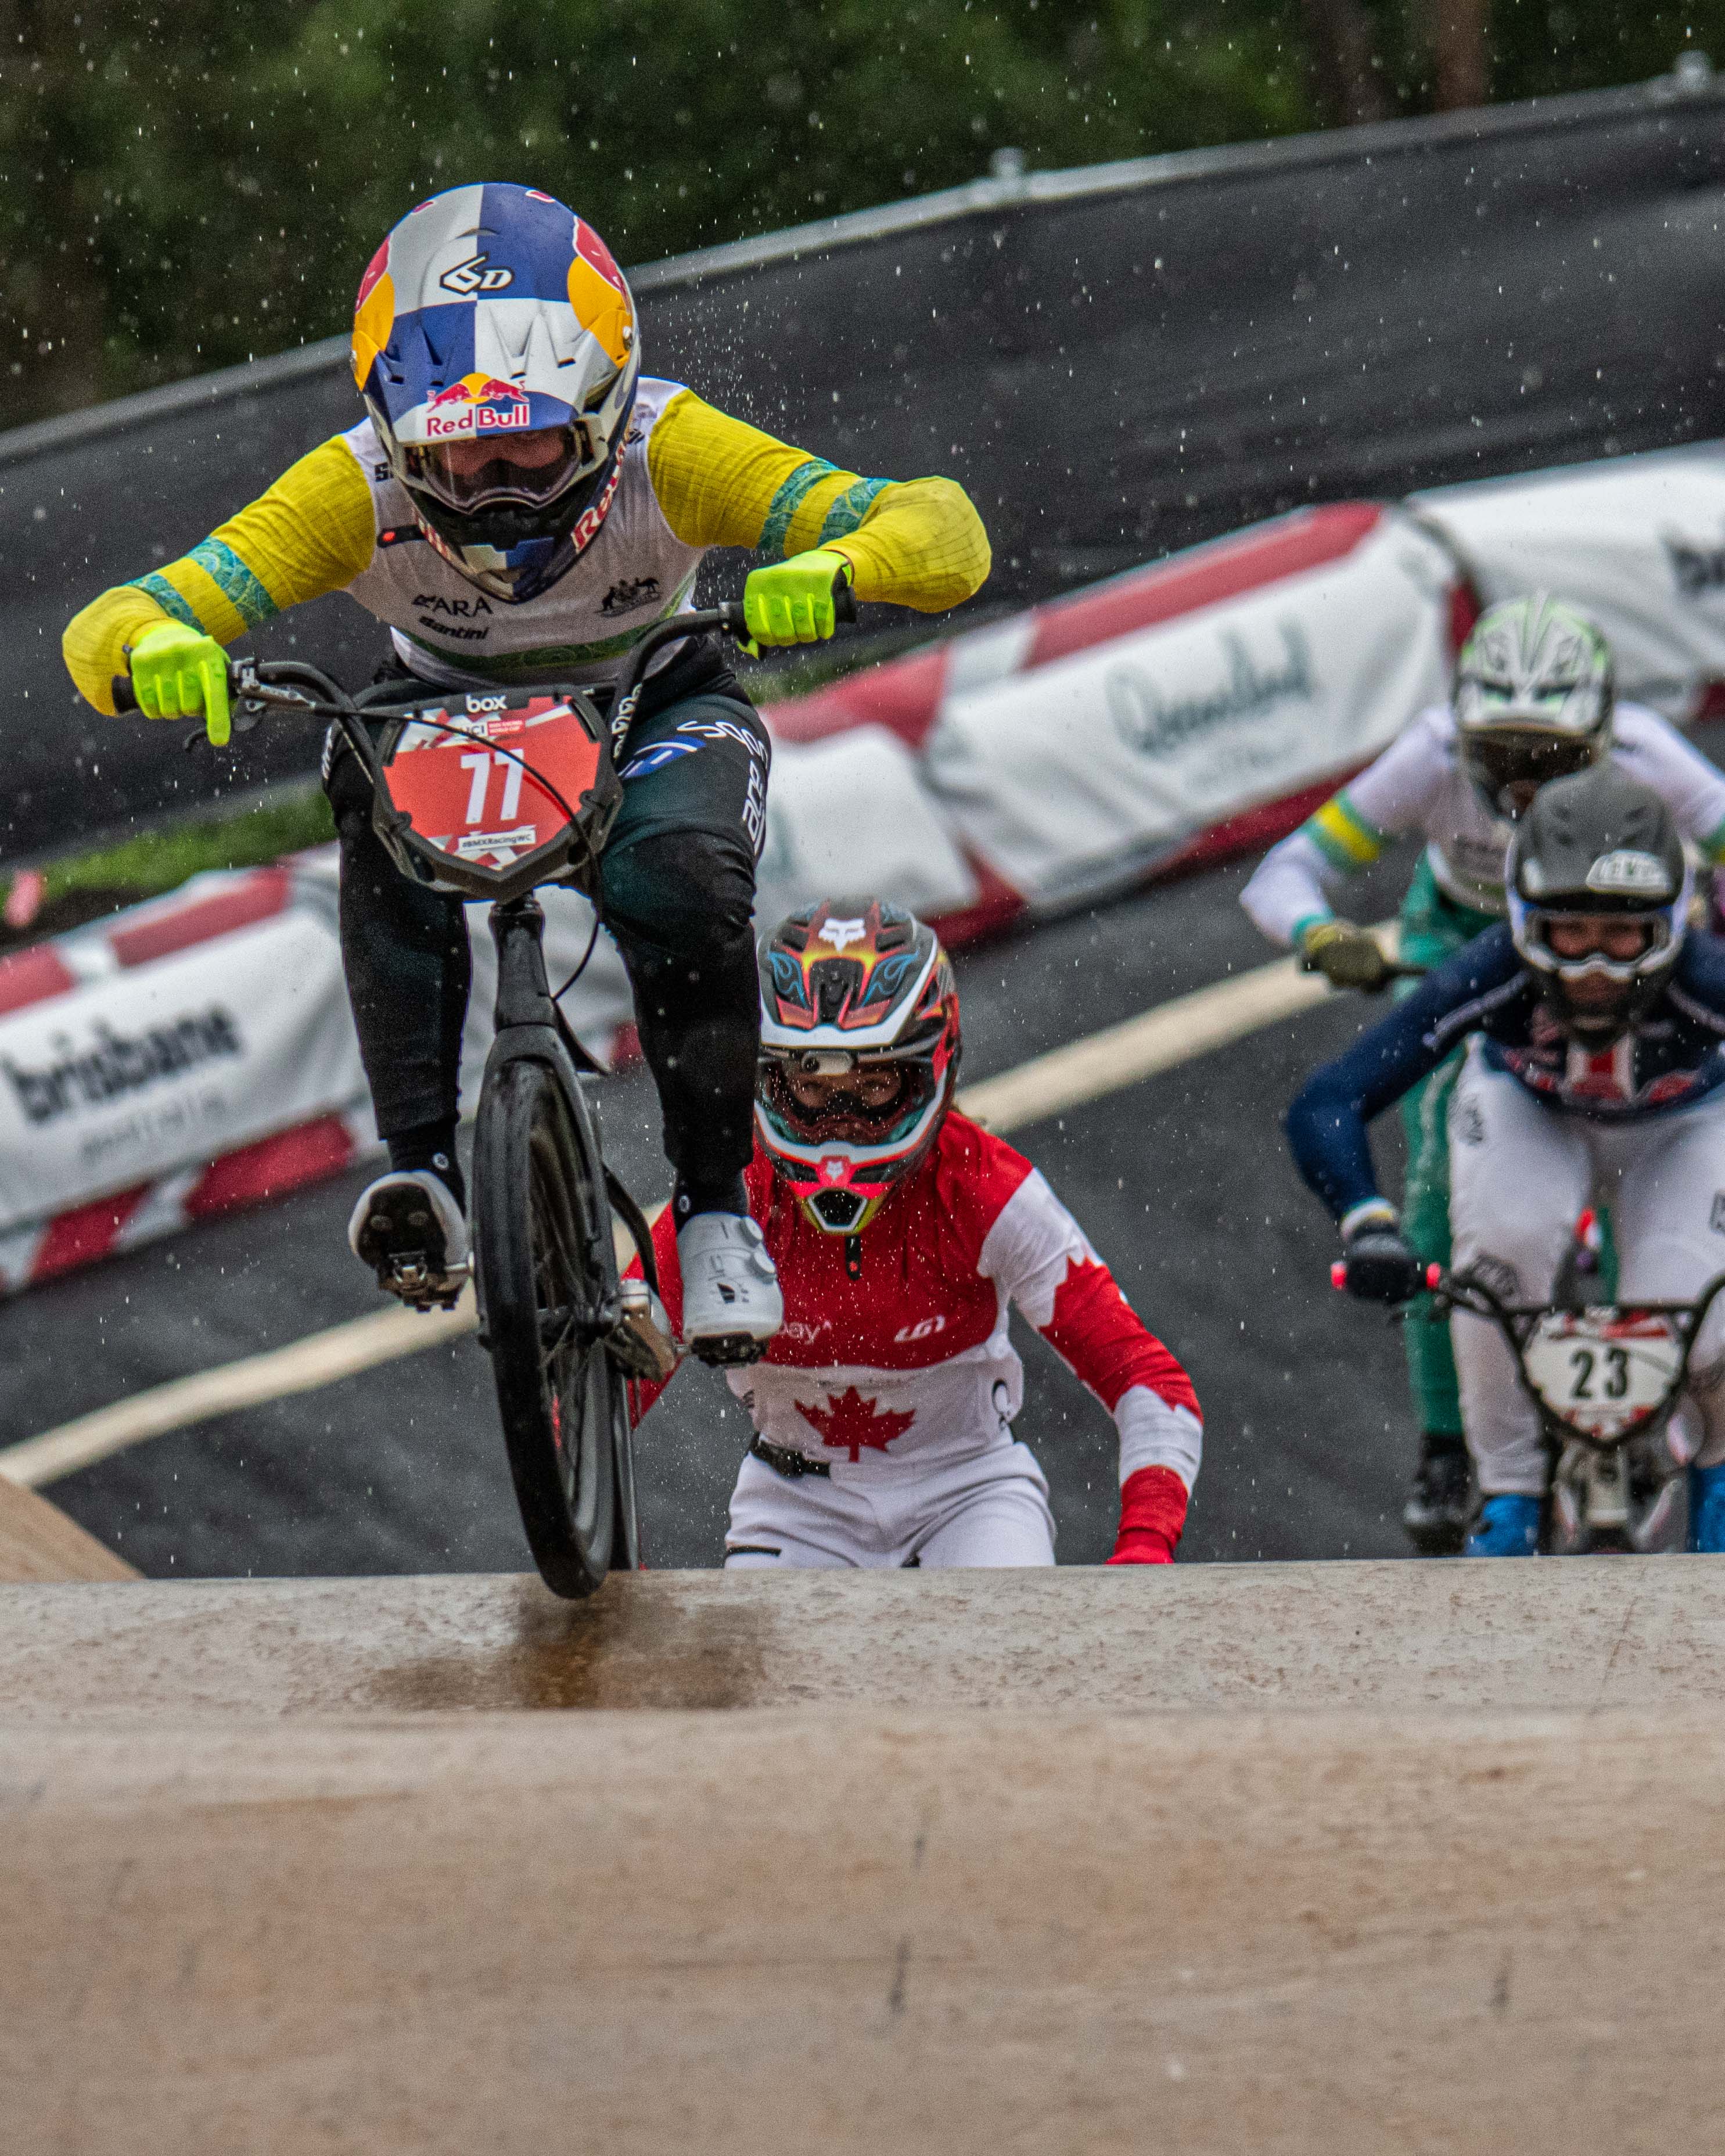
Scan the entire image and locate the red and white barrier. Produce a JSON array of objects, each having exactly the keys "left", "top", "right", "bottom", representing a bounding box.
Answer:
[
  {"left": 0, "top": 857, "right": 636, "bottom": 1293},
  {"left": 760, "top": 502, "right": 1472, "bottom": 940}
]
